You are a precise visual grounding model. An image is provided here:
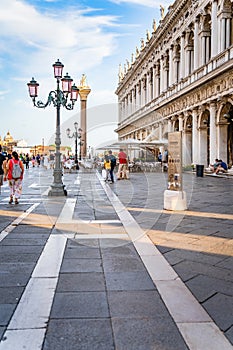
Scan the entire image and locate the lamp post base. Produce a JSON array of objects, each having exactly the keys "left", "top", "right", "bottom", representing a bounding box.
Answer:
[{"left": 48, "top": 184, "right": 67, "bottom": 196}]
